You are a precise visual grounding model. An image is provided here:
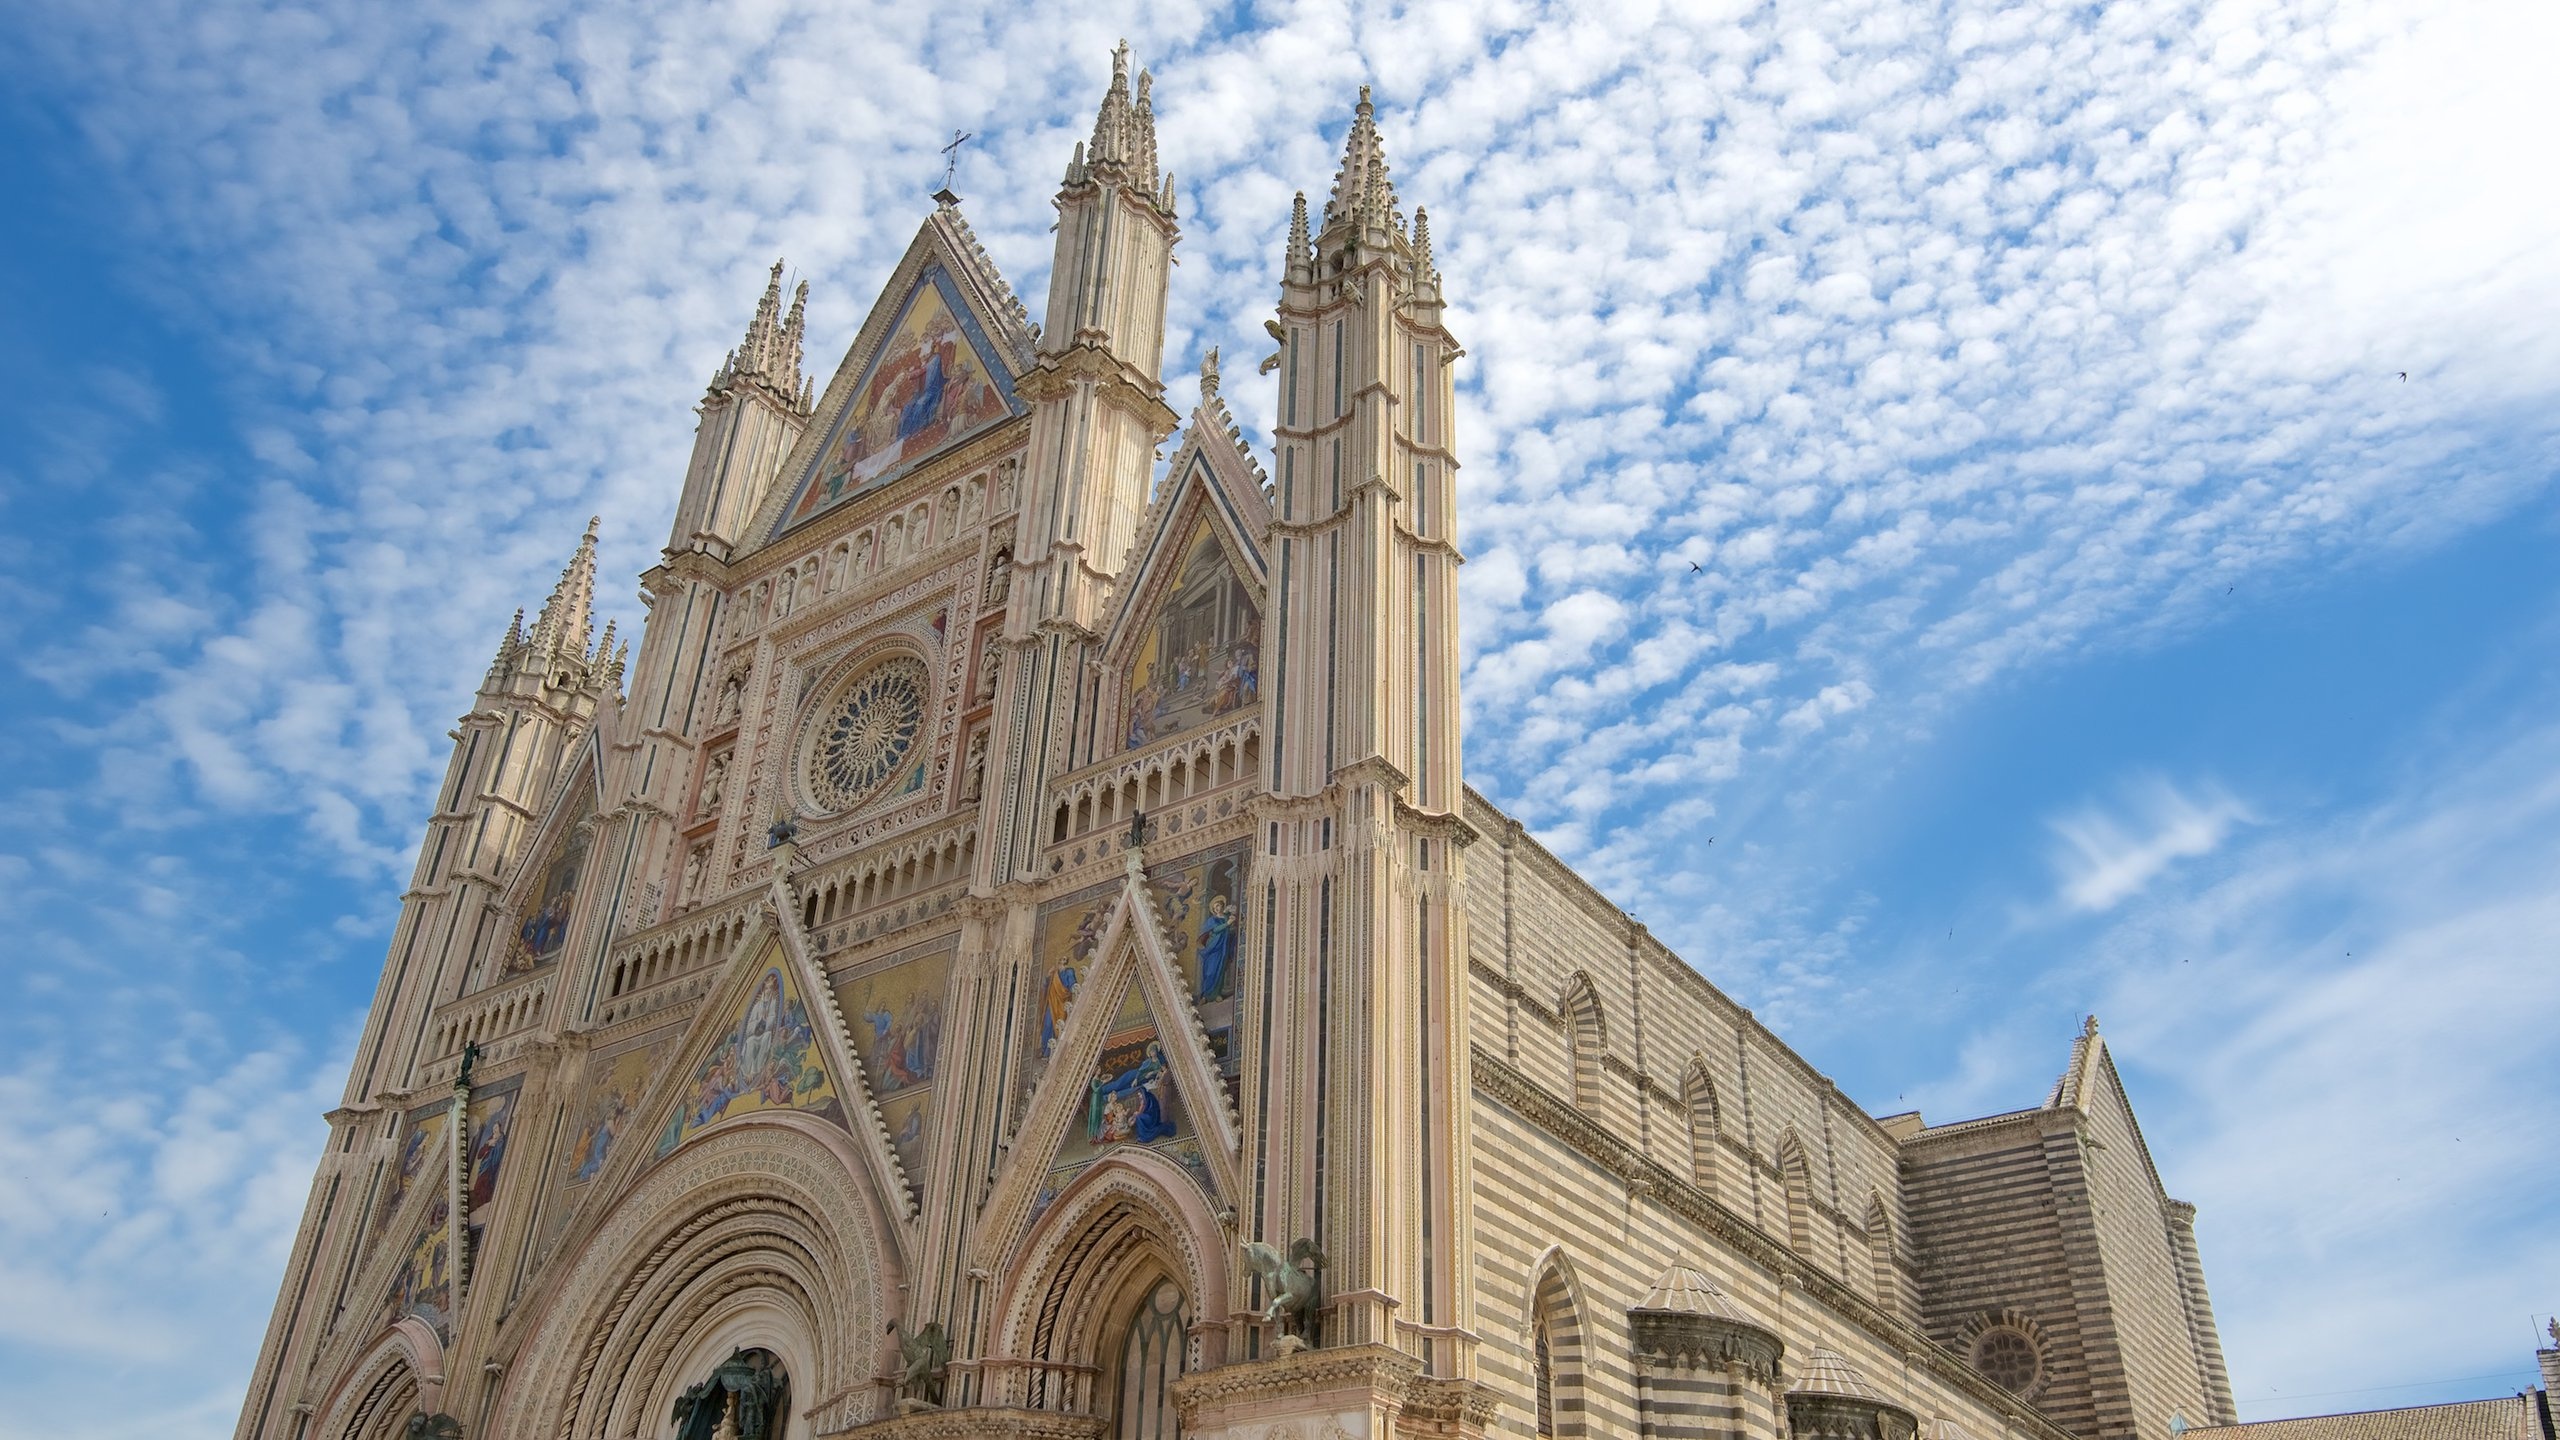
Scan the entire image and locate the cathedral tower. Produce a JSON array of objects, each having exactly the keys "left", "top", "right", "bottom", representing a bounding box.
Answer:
[{"left": 1250, "top": 86, "right": 1477, "bottom": 1376}]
